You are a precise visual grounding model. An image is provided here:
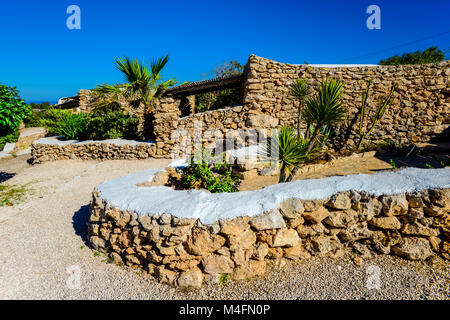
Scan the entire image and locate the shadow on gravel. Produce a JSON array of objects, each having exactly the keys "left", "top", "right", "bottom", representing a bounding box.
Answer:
[
  {"left": 73, "top": 204, "right": 90, "bottom": 245},
  {"left": 0, "top": 172, "right": 15, "bottom": 183}
]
